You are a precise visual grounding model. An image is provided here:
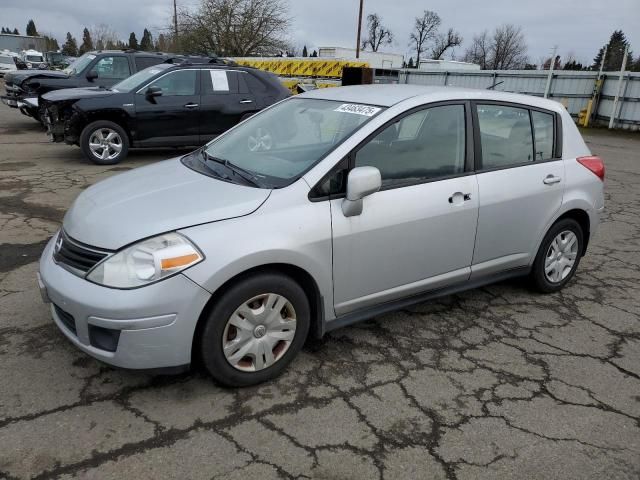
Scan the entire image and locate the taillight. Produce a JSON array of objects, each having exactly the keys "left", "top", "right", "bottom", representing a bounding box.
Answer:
[{"left": 577, "top": 156, "right": 605, "bottom": 181}]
